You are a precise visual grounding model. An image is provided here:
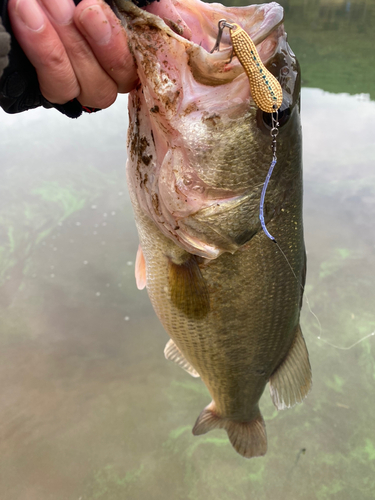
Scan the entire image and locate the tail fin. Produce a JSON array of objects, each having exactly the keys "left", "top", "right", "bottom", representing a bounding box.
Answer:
[{"left": 192, "top": 402, "right": 267, "bottom": 458}]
